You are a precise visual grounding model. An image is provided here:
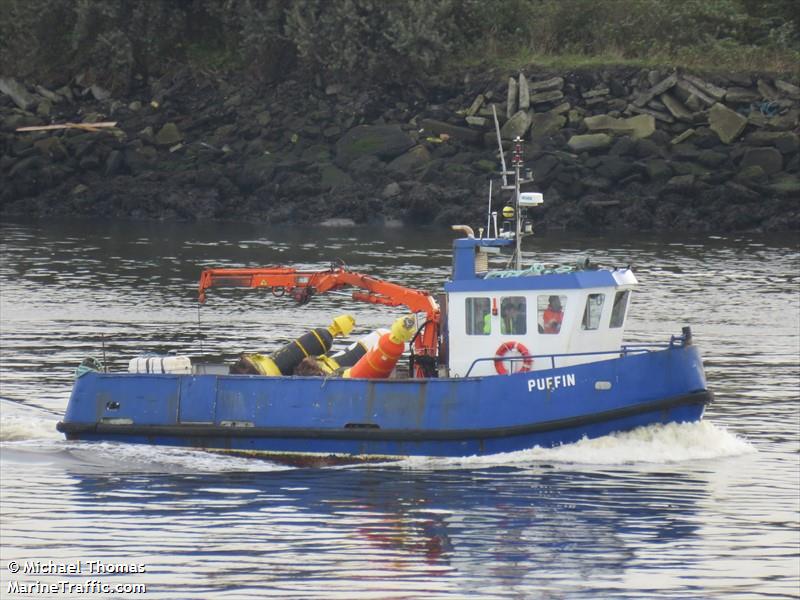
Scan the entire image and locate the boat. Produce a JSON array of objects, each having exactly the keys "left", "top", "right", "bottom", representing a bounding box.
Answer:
[{"left": 57, "top": 134, "right": 712, "bottom": 461}]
